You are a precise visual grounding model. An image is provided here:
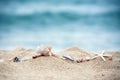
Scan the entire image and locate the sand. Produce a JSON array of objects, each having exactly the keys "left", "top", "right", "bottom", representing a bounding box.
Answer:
[{"left": 0, "top": 46, "right": 120, "bottom": 80}]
